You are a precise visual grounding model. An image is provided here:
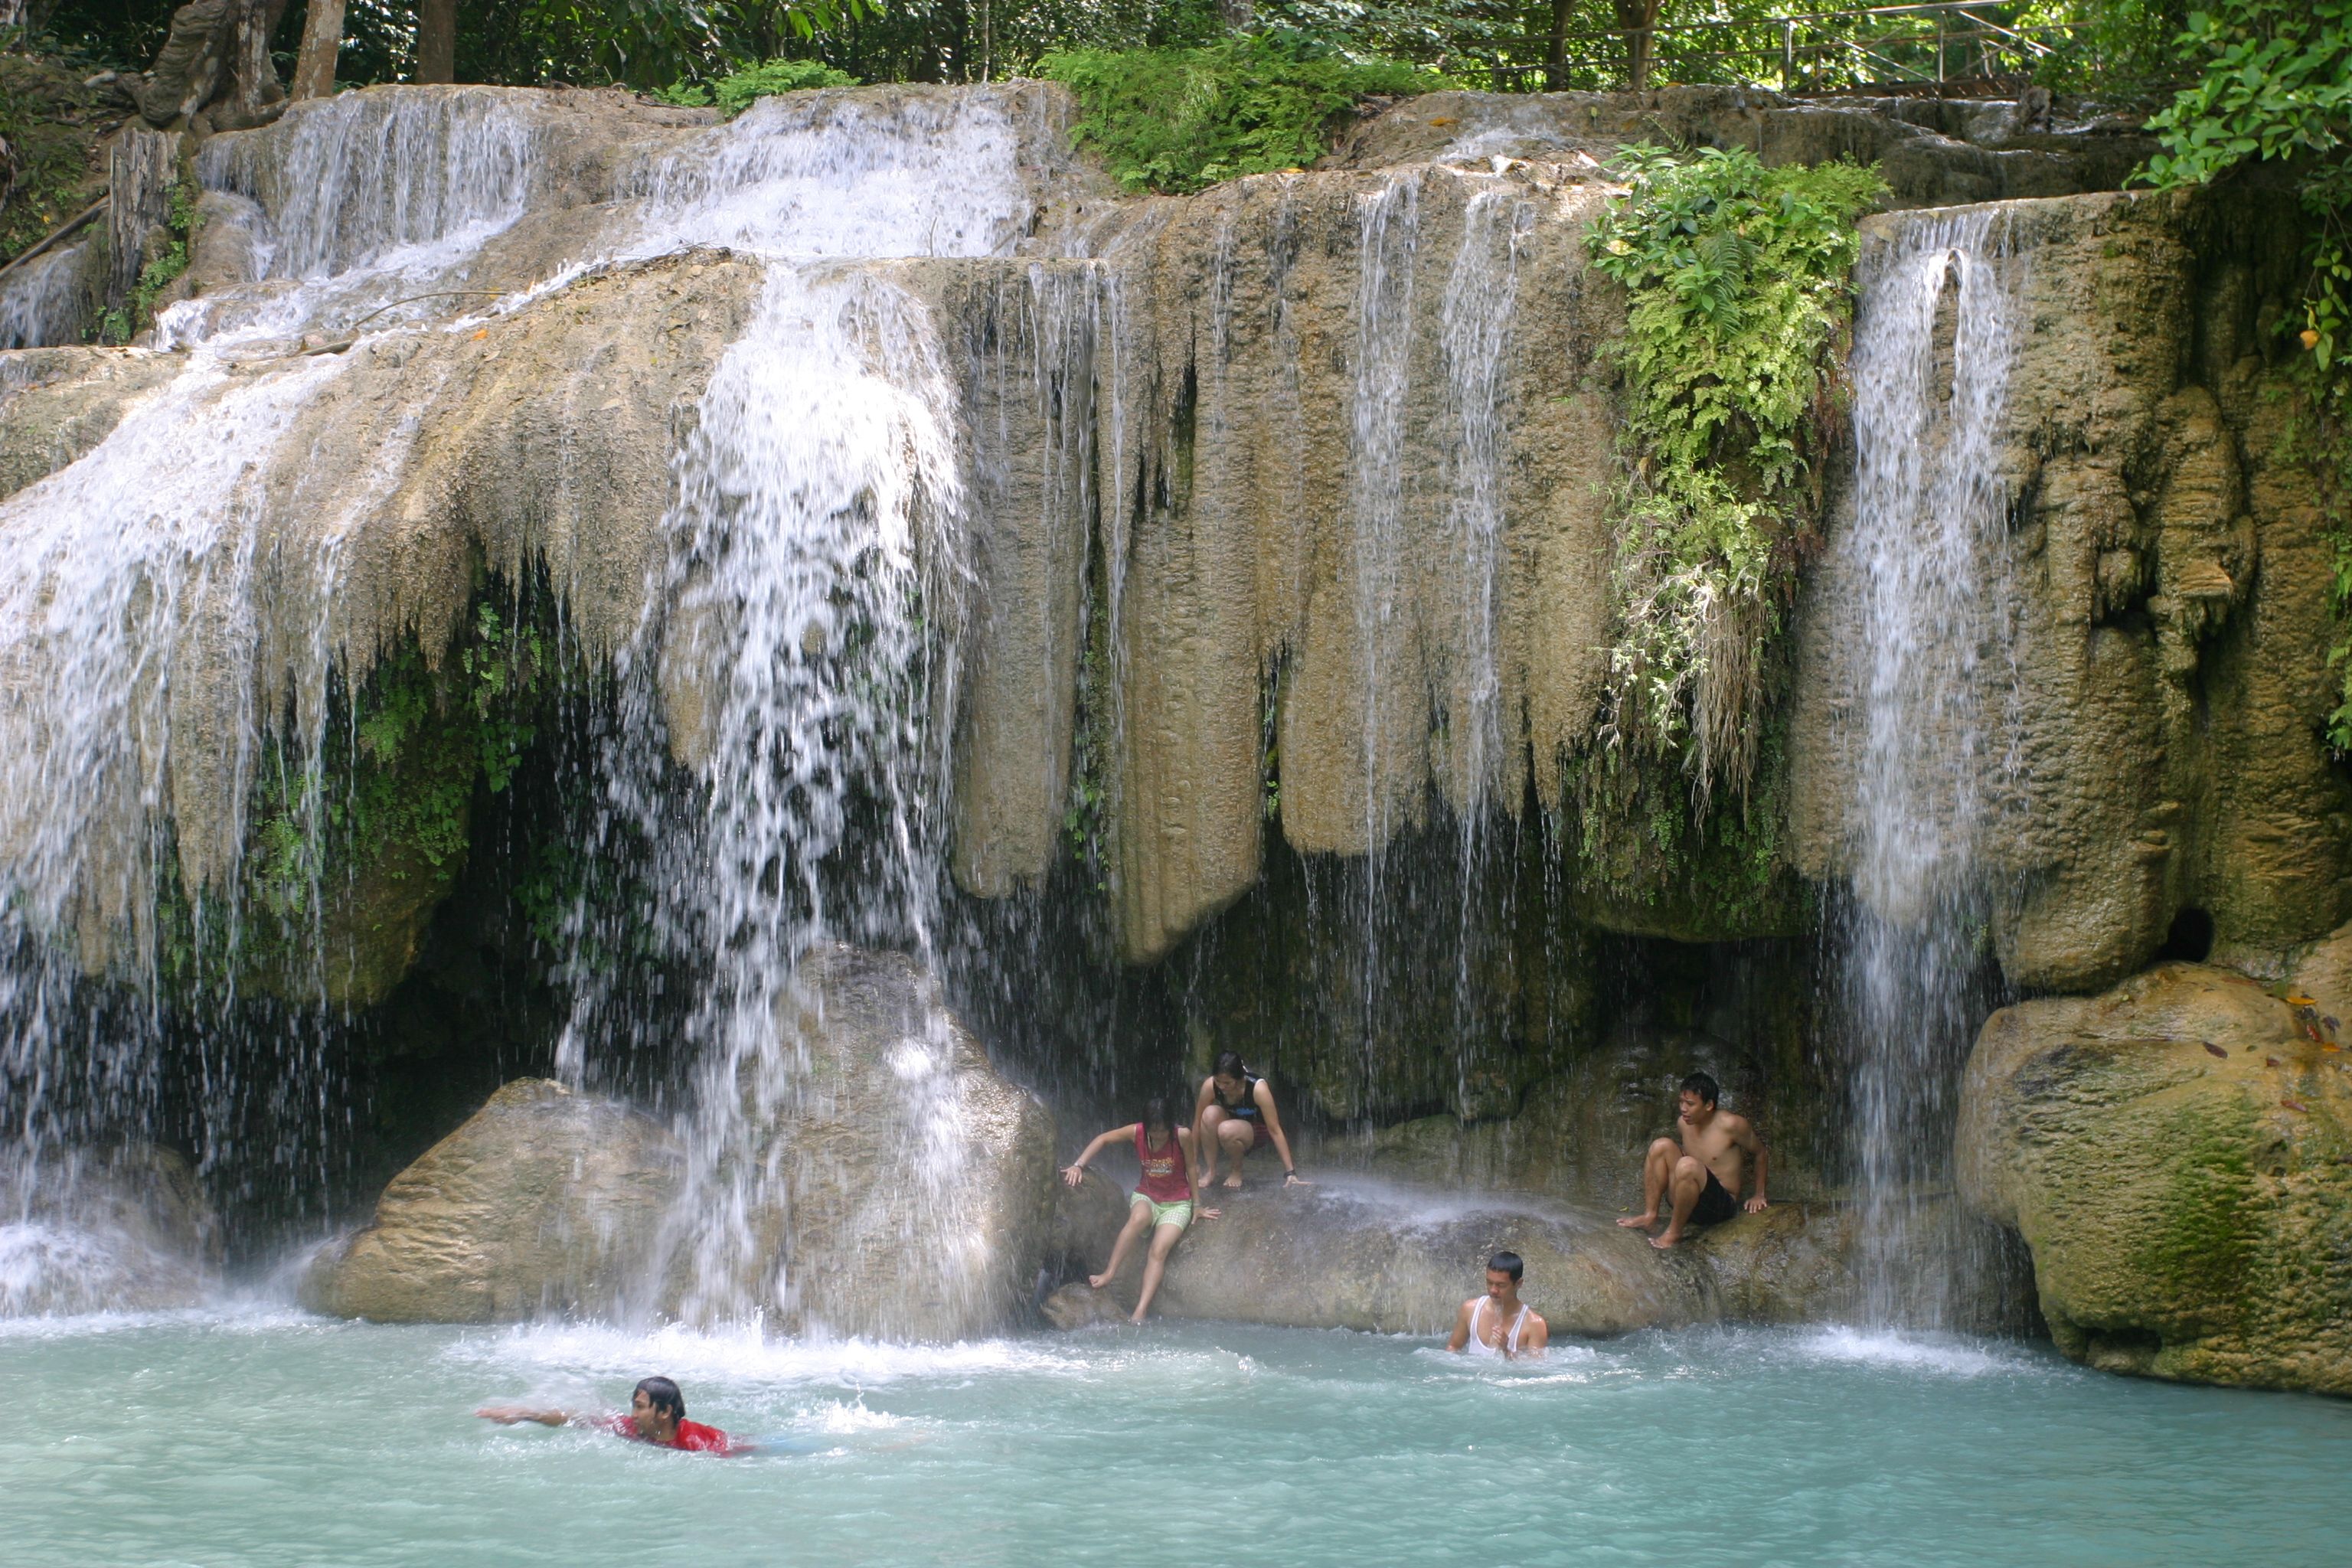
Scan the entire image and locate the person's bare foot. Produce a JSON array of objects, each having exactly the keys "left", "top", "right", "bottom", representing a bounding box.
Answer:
[
  {"left": 1221, "top": 1172, "right": 1243, "bottom": 1190},
  {"left": 1648, "top": 1229, "right": 1684, "bottom": 1250},
  {"left": 1128, "top": 1310, "right": 1147, "bottom": 1325},
  {"left": 1088, "top": 1270, "right": 1113, "bottom": 1289},
  {"left": 1616, "top": 1213, "right": 1656, "bottom": 1229}
]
